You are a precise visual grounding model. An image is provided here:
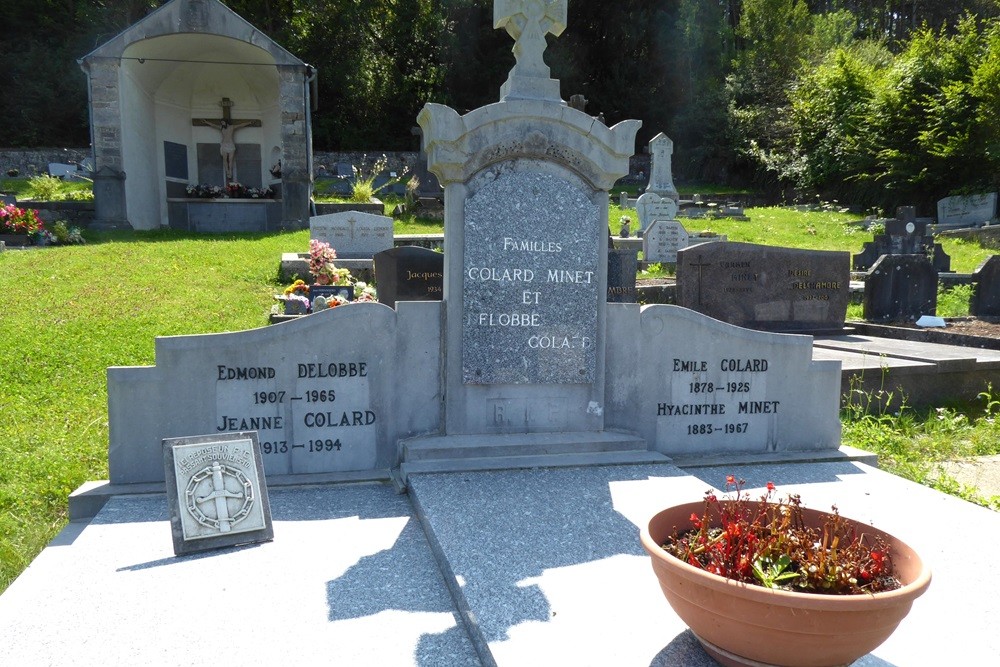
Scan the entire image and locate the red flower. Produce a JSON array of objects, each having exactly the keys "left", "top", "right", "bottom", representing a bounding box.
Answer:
[
  {"left": 766, "top": 481, "right": 776, "bottom": 492},
  {"left": 726, "top": 474, "right": 736, "bottom": 485}
]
